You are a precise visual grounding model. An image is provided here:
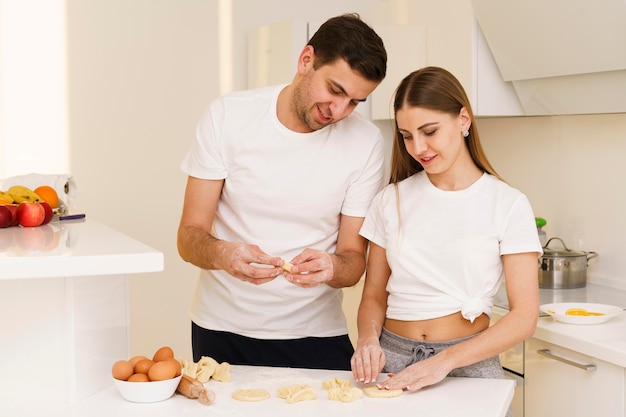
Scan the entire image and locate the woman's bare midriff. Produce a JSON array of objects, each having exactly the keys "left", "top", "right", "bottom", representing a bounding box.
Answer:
[{"left": 384, "top": 312, "right": 490, "bottom": 342}]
